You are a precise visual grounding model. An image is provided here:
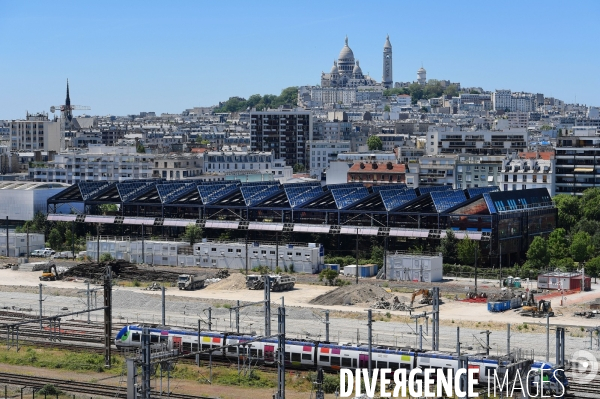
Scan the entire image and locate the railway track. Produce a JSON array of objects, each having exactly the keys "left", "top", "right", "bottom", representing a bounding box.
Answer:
[{"left": 0, "top": 372, "right": 218, "bottom": 399}]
